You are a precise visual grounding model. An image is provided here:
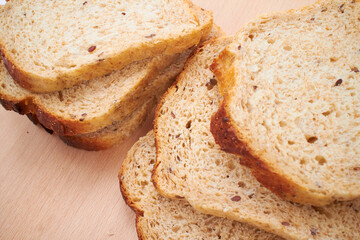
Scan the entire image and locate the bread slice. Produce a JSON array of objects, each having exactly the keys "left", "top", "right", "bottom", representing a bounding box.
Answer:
[
  {"left": 60, "top": 98, "right": 153, "bottom": 151},
  {"left": 119, "top": 131, "right": 281, "bottom": 240},
  {"left": 0, "top": 53, "right": 178, "bottom": 134},
  {"left": 59, "top": 49, "right": 193, "bottom": 151},
  {"left": 0, "top": 6, "right": 212, "bottom": 136},
  {"left": 210, "top": 0, "right": 360, "bottom": 206},
  {"left": 153, "top": 37, "right": 360, "bottom": 240},
  {"left": 0, "top": 0, "right": 204, "bottom": 93}
]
